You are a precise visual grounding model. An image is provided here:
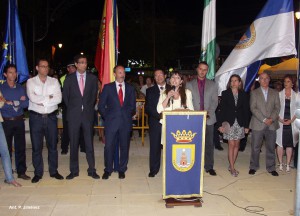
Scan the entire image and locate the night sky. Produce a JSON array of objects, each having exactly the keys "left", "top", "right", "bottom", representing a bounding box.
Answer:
[{"left": 0, "top": 0, "right": 299, "bottom": 70}]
